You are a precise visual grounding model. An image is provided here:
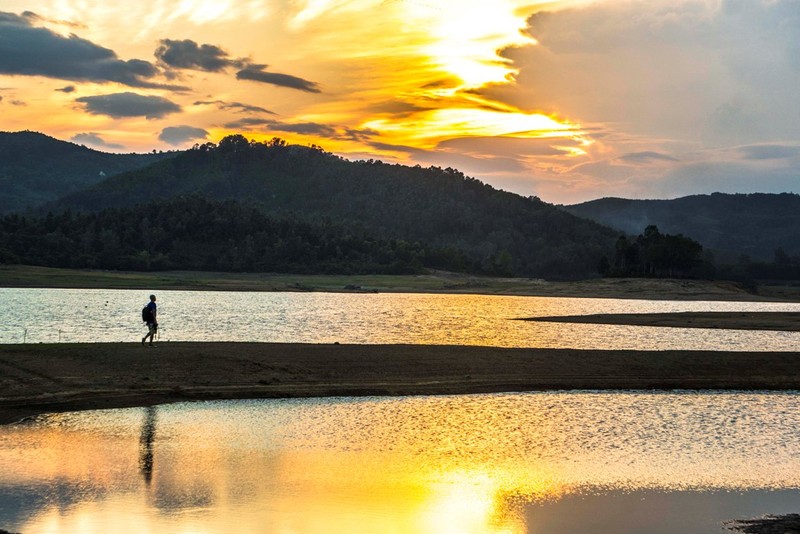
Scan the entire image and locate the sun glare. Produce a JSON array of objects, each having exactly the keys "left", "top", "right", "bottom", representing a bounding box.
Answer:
[
  {"left": 0, "top": 0, "right": 587, "bottom": 166},
  {"left": 345, "top": 0, "right": 582, "bottom": 154},
  {"left": 175, "top": 0, "right": 234, "bottom": 24},
  {"left": 423, "top": 1, "right": 535, "bottom": 88},
  {"left": 364, "top": 108, "right": 582, "bottom": 148}
]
